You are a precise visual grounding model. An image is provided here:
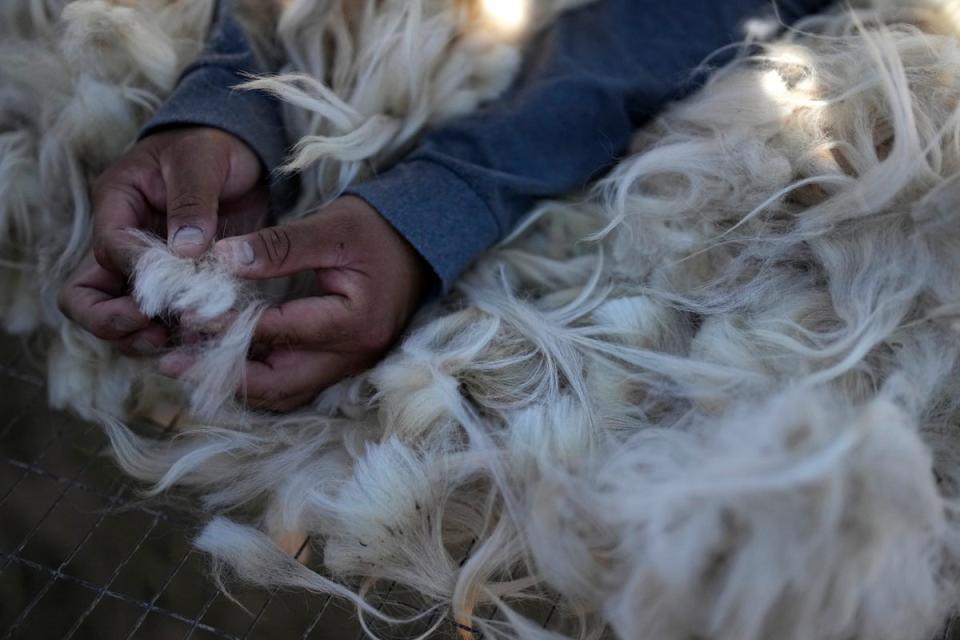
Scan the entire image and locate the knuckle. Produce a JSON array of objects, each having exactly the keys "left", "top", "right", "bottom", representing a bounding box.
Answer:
[
  {"left": 92, "top": 237, "right": 128, "bottom": 273},
  {"left": 118, "top": 345, "right": 140, "bottom": 359},
  {"left": 262, "top": 310, "right": 298, "bottom": 346},
  {"left": 167, "top": 192, "right": 206, "bottom": 216},
  {"left": 274, "top": 398, "right": 307, "bottom": 413},
  {"left": 92, "top": 165, "right": 123, "bottom": 195},
  {"left": 252, "top": 387, "right": 291, "bottom": 409},
  {"left": 184, "top": 128, "right": 219, "bottom": 146},
  {"left": 92, "top": 239, "right": 112, "bottom": 269},
  {"left": 89, "top": 316, "right": 115, "bottom": 340},
  {"left": 170, "top": 134, "right": 204, "bottom": 157},
  {"left": 277, "top": 389, "right": 316, "bottom": 413},
  {"left": 56, "top": 287, "right": 74, "bottom": 319},
  {"left": 91, "top": 173, "right": 110, "bottom": 196},
  {"left": 259, "top": 397, "right": 291, "bottom": 413},
  {"left": 172, "top": 132, "right": 229, "bottom": 168},
  {"left": 267, "top": 328, "right": 297, "bottom": 348},
  {"left": 362, "top": 323, "right": 394, "bottom": 351},
  {"left": 92, "top": 183, "right": 132, "bottom": 221},
  {"left": 93, "top": 163, "right": 141, "bottom": 200},
  {"left": 333, "top": 215, "right": 361, "bottom": 240},
  {"left": 263, "top": 387, "right": 289, "bottom": 404},
  {"left": 257, "top": 227, "right": 292, "bottom": 267},
  {"left": 243, "top": 380, "right": 286, "bottom": 404}
]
